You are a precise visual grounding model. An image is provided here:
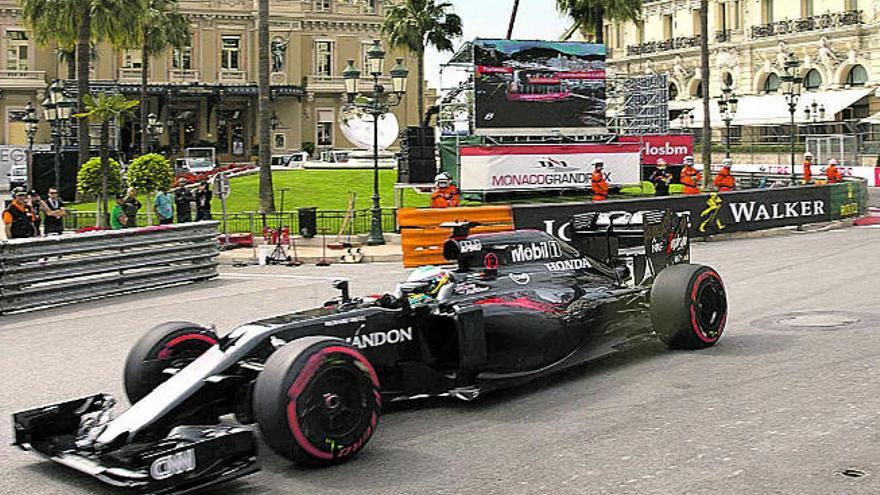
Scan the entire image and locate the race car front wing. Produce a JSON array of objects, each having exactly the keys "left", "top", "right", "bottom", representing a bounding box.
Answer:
[{"left": 12, "top": 394, "right": 259, "bottom": 494}]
